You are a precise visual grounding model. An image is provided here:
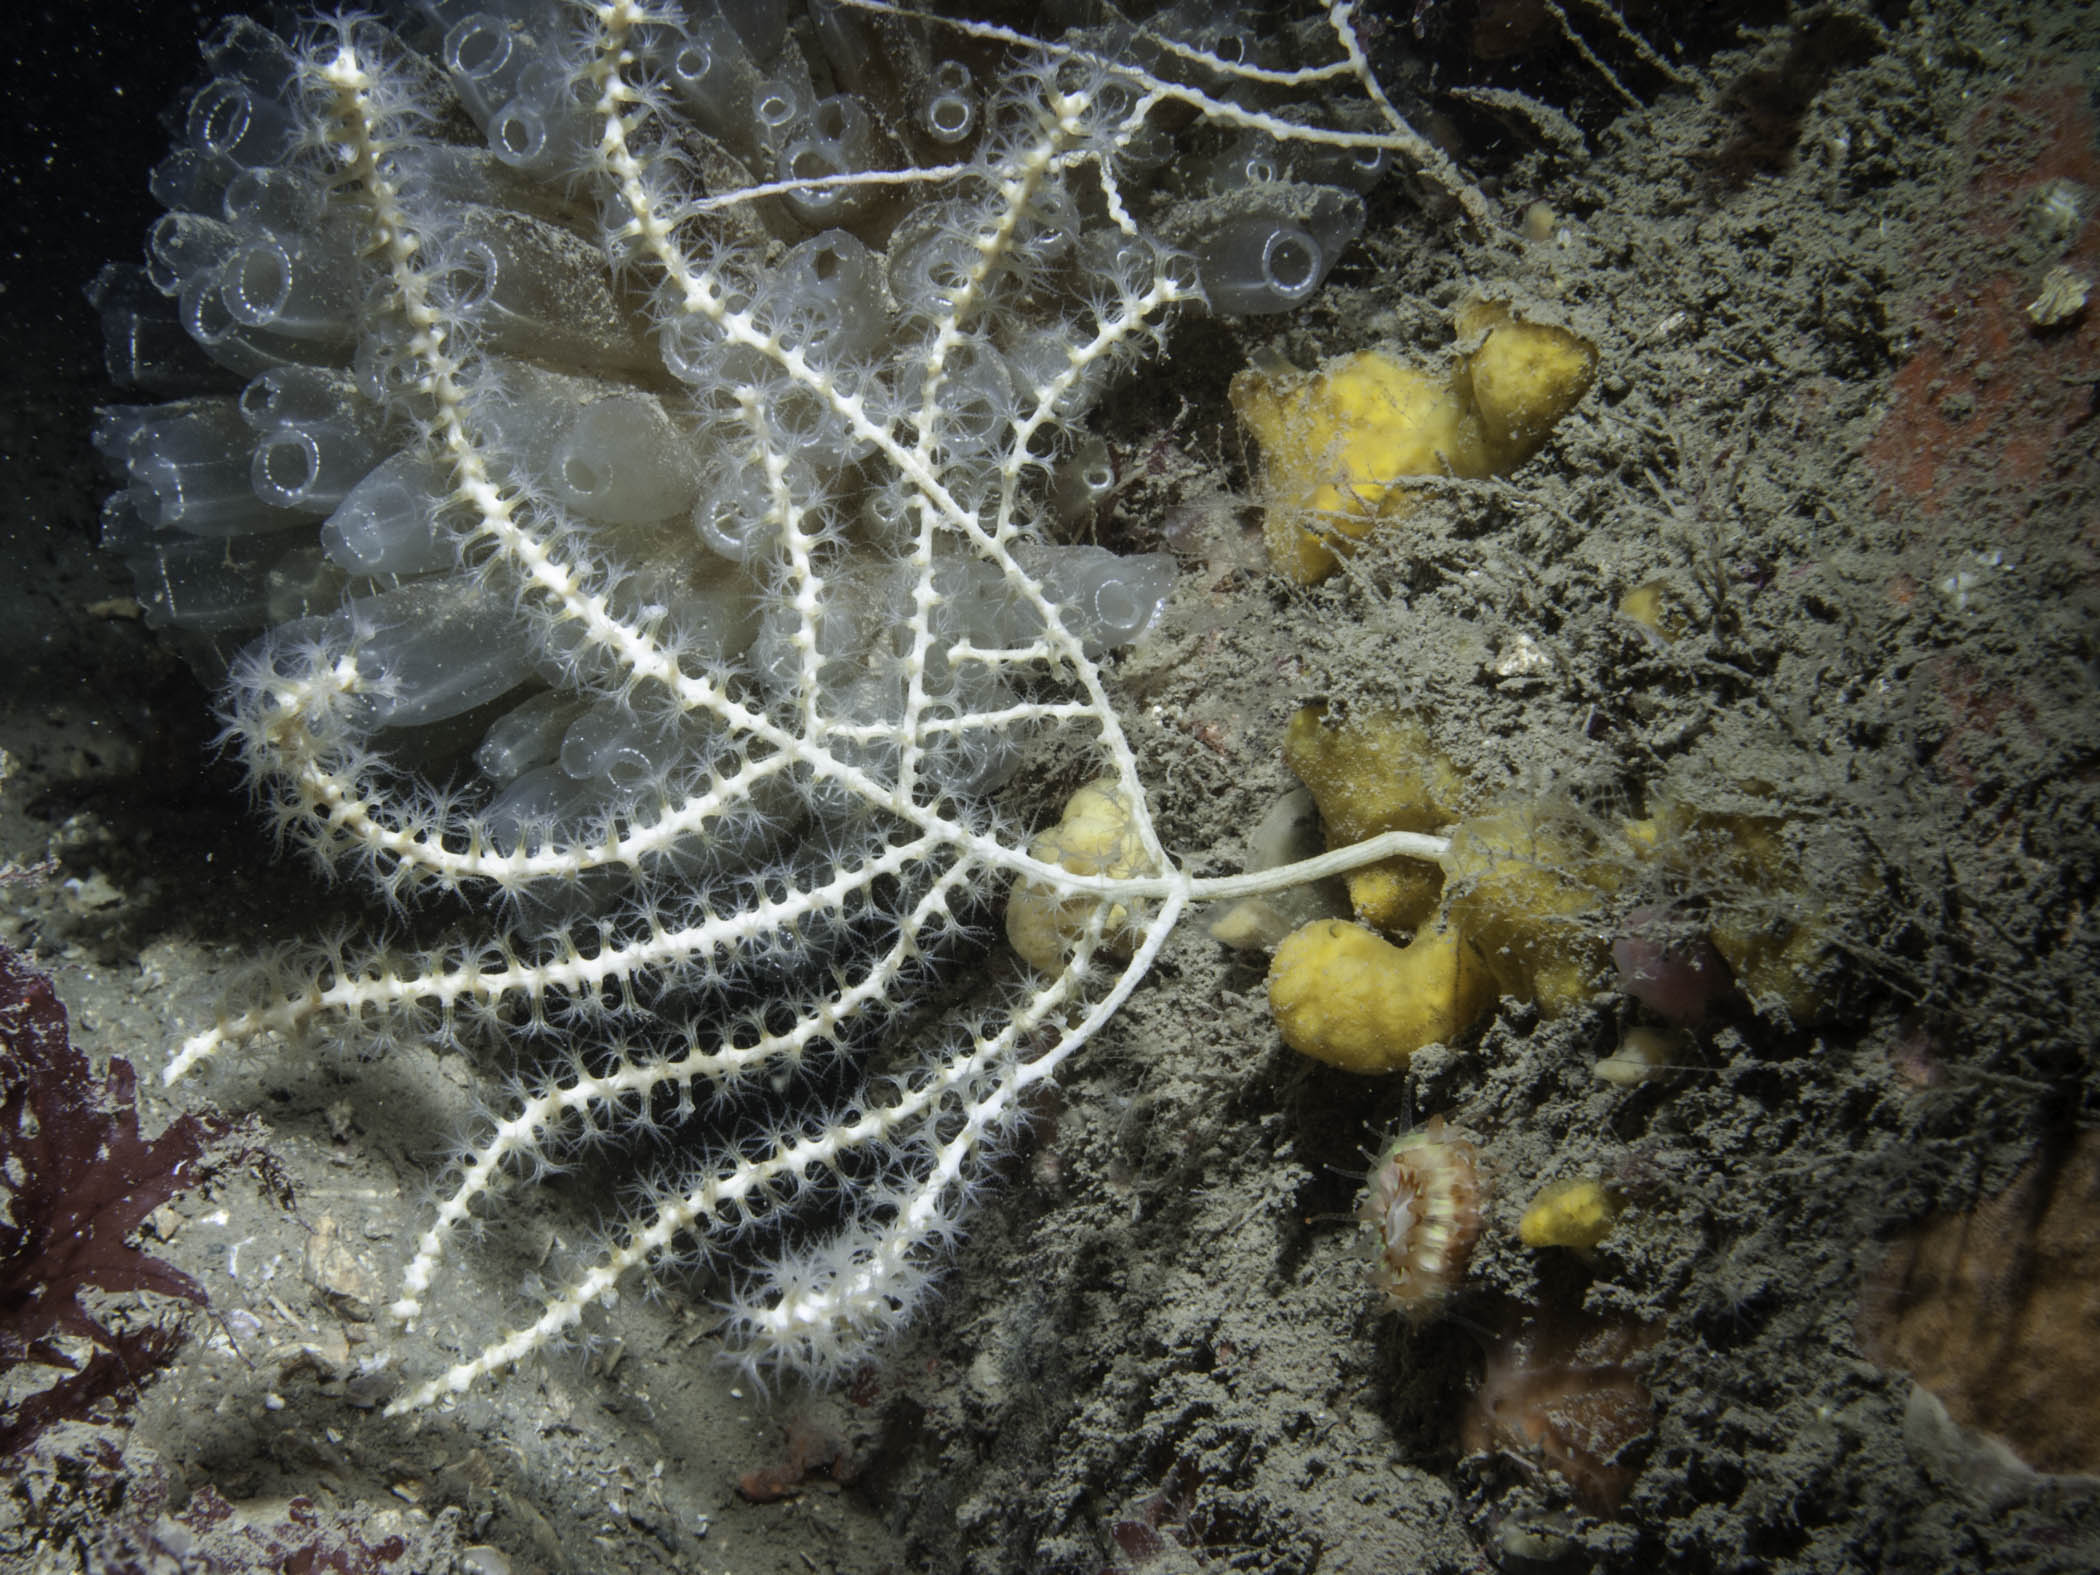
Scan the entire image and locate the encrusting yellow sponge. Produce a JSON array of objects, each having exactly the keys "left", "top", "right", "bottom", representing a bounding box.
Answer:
[
  {"left": 1440, "top": 805, "right": 1628, "bottom": 1017},
  {"left": 1231, "top": 302, "right": 1596, "bottom": 584},
  {"left": 1006, "top": 778, "right": 1156, "bottom": 973},
  {"left": 1266, "top": 918, "right": 1495, "bottom": 1074},
  {"left": 1282, "top": 707, "right": 1462, "bottom": 933},
  {"left": 1454, "top": 299, "right": 1598, "bottom": 456},
  {"left": 1518, "top": 1177, "right": 1625, "bottom": 1251},
  {"left": 1232, "top": 353, "right": 1487, "bottom": 584}
]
